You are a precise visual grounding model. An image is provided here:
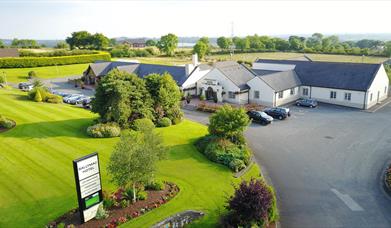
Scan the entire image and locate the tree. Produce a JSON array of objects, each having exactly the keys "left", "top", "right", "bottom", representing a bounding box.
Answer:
[
  {"left": 224, "top": 179, "right": 275, "bottom": 227},
  {"left": 92, "top": 69, "right": 153, "bottom": 127},
  {"left": 288, "top": 36, "right": 305, "bottom": 51},
  {"left": 145, "top": 73, "right": 183, "bottom": 122},
  {"left": 217, "top": 36, "right": 232, "bottom": 50},
  {"left": 0, "top": 40, "right": 4, "bottom": 48},
  {"left": 233, "top": 37, "right": 250, "bottom": 51},
  {"left": 91, "top": 33, "right": 110, "bottom": 50},
  {"left": 273, "top": 38, "right": 289, "bottom": 51},
  {"left": 11, "top": 38, "right": 39, "bottom": 48},
  {"left": 384, "top": 41, "right": 391, "bottom": 57},
  {"left": 306, "top": 33, "right": 323, "bottom": 50},
  {"left": 208, "top": 105, "right": 250, "bottom": 143},
  {"left": 55, "top": 41, "right": 69, "bottom": 49},
  {"left": 65, "top": 31, "right": 92, "bottom": 49},
  {"left": 107, "top": 127, "right": 165, "bottom": 202},
  {"left": 146, "top": 39, "right": 157, "bottom": 47},
  {"left": 157, "top": 33, "right": 178, "bottom": 56},
  {"left": 248, "top": 35, "right": 264, "bottom": 49},
  {"left": 193, "top": 40, "right": 209, "bottom": 59}
]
